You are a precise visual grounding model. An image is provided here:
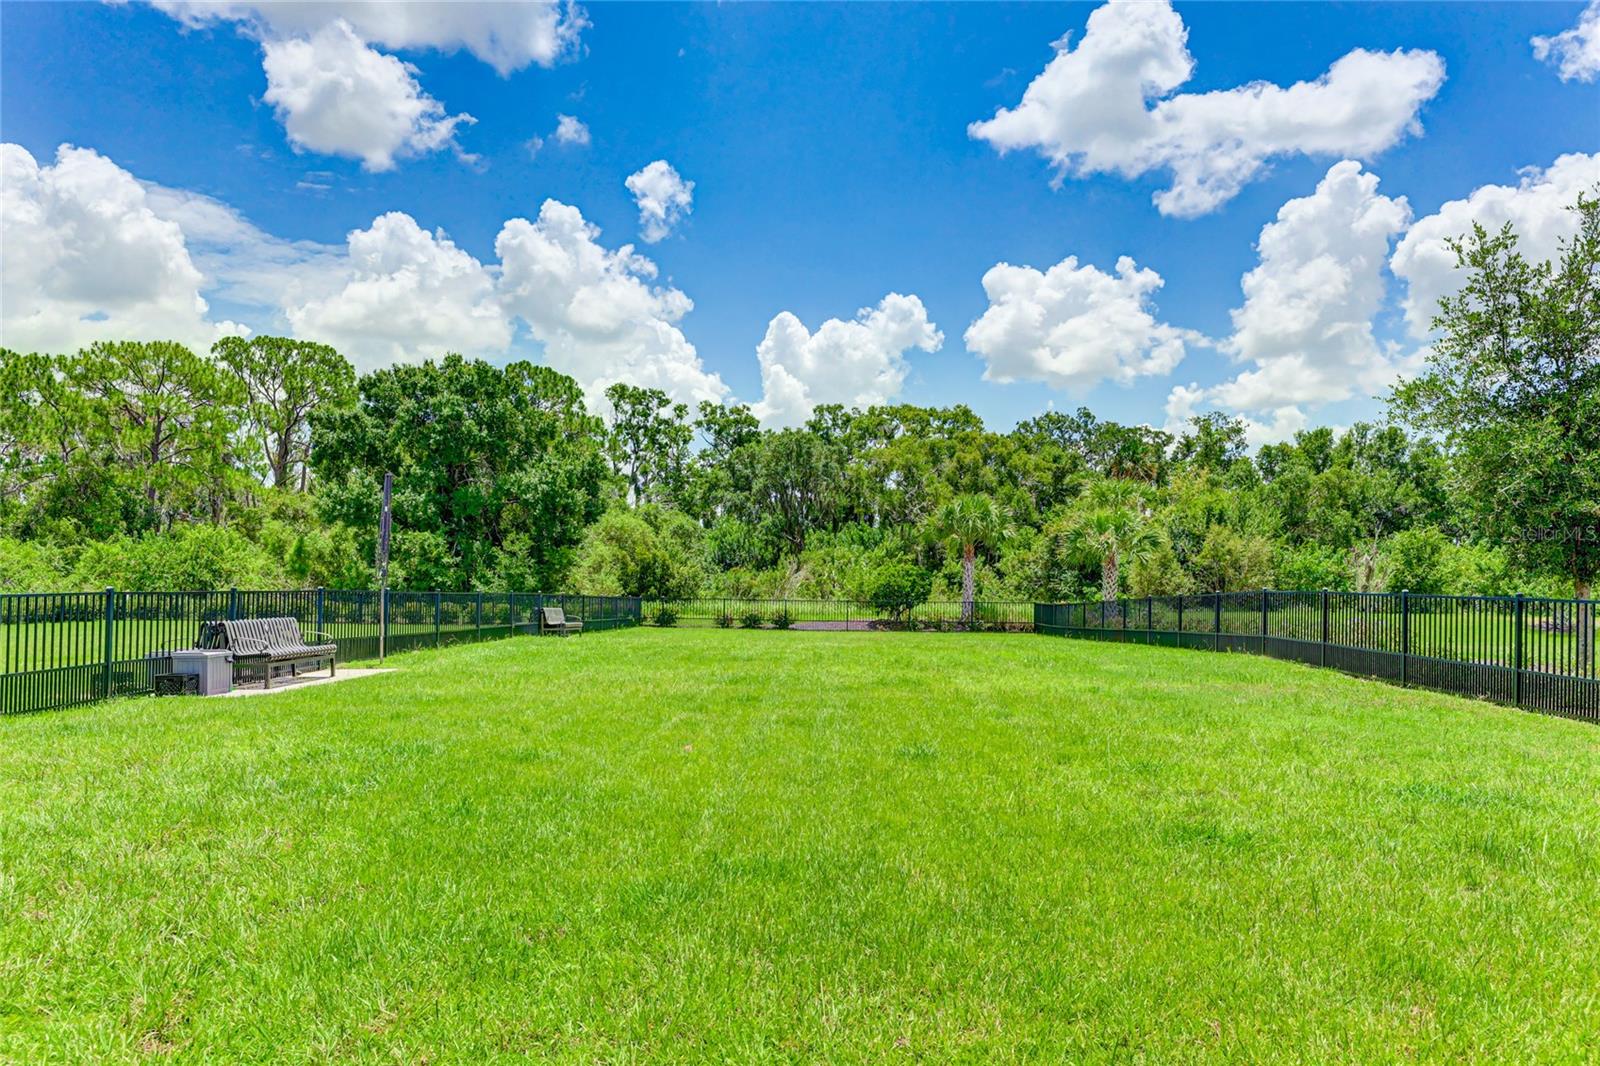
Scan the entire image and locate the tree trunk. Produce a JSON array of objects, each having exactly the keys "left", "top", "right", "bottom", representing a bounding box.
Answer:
[
  {"left": 961, "top": 543, "right": 976, "bottom": 624},
  {"left": 1102, "top": 551, "right": 1119, "bottom": 627}
]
